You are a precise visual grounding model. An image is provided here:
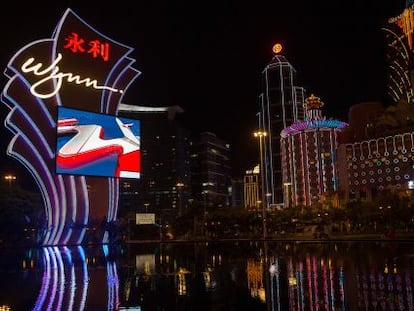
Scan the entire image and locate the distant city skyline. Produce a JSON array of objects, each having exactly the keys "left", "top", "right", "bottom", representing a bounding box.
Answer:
[{"left": 0, "top": 0, "right": 407, "bottom": 179}]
